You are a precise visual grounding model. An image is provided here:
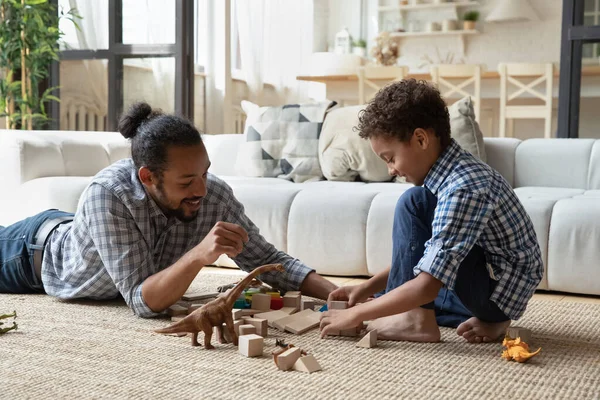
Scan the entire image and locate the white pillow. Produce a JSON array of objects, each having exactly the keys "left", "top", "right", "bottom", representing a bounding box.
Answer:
[{"left": 319, "top": 104, "right": 391, "bottom": 182}]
